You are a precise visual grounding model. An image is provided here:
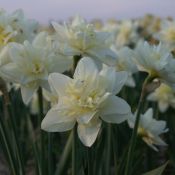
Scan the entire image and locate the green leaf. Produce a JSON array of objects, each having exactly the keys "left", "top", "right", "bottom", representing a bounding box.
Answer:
[{"left": 142, "top": 161, "right": 169, "bottom": 175}]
